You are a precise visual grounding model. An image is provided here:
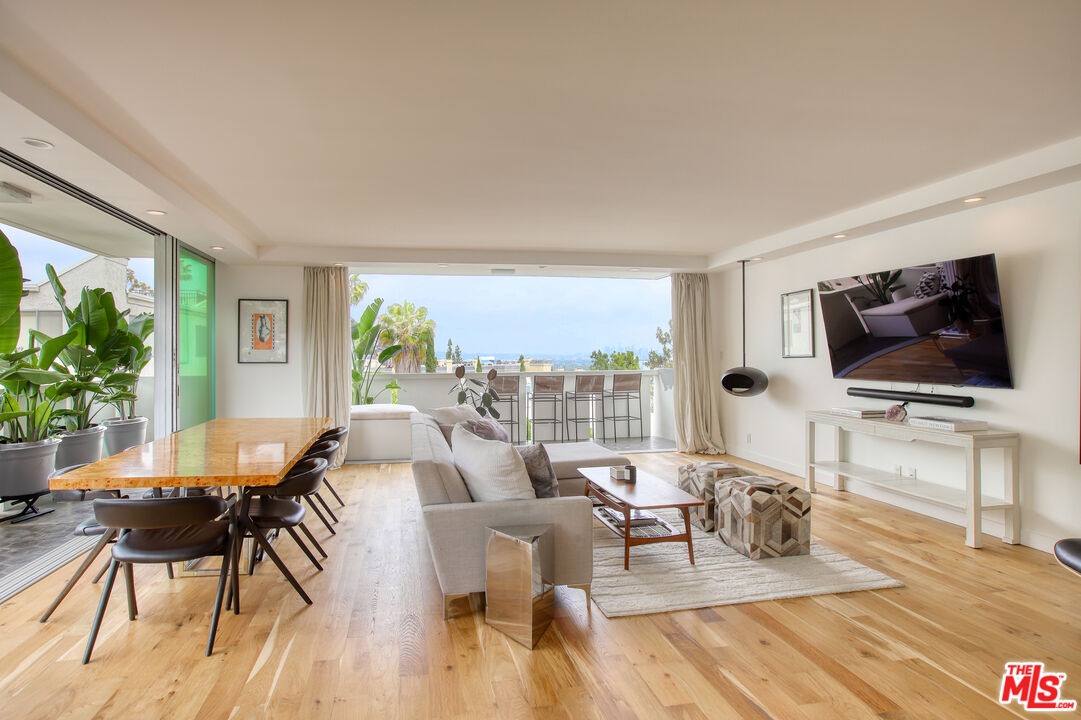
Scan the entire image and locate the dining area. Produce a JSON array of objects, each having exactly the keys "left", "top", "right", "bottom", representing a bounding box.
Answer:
[{"left": 39, "top": 417, "right": 347, "bottom": 664}]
